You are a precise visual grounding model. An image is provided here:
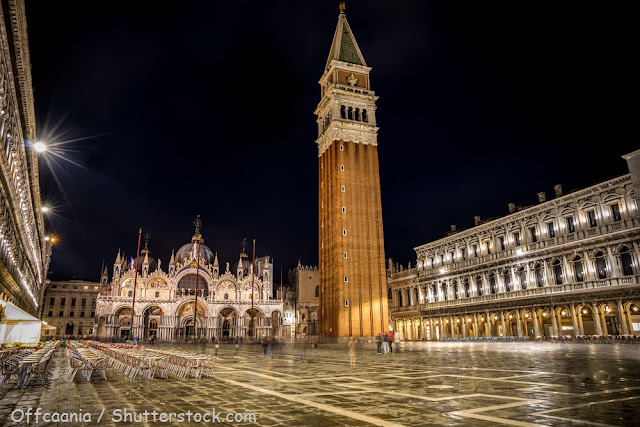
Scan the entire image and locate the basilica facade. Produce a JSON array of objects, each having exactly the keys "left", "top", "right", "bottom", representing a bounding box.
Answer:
[
  {"left": 390, "top": 150, "right": 640, "bottom": 341},
  {"left": 95, "top": 231, "right": 282, "bottom": 342}
]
